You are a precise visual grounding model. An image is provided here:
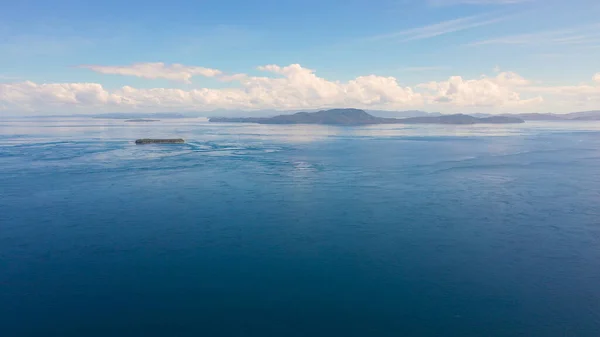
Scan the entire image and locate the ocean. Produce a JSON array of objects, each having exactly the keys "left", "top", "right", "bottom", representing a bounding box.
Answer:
[{"left": 1, "top": 117, "right": 599, "bottom": 336}]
